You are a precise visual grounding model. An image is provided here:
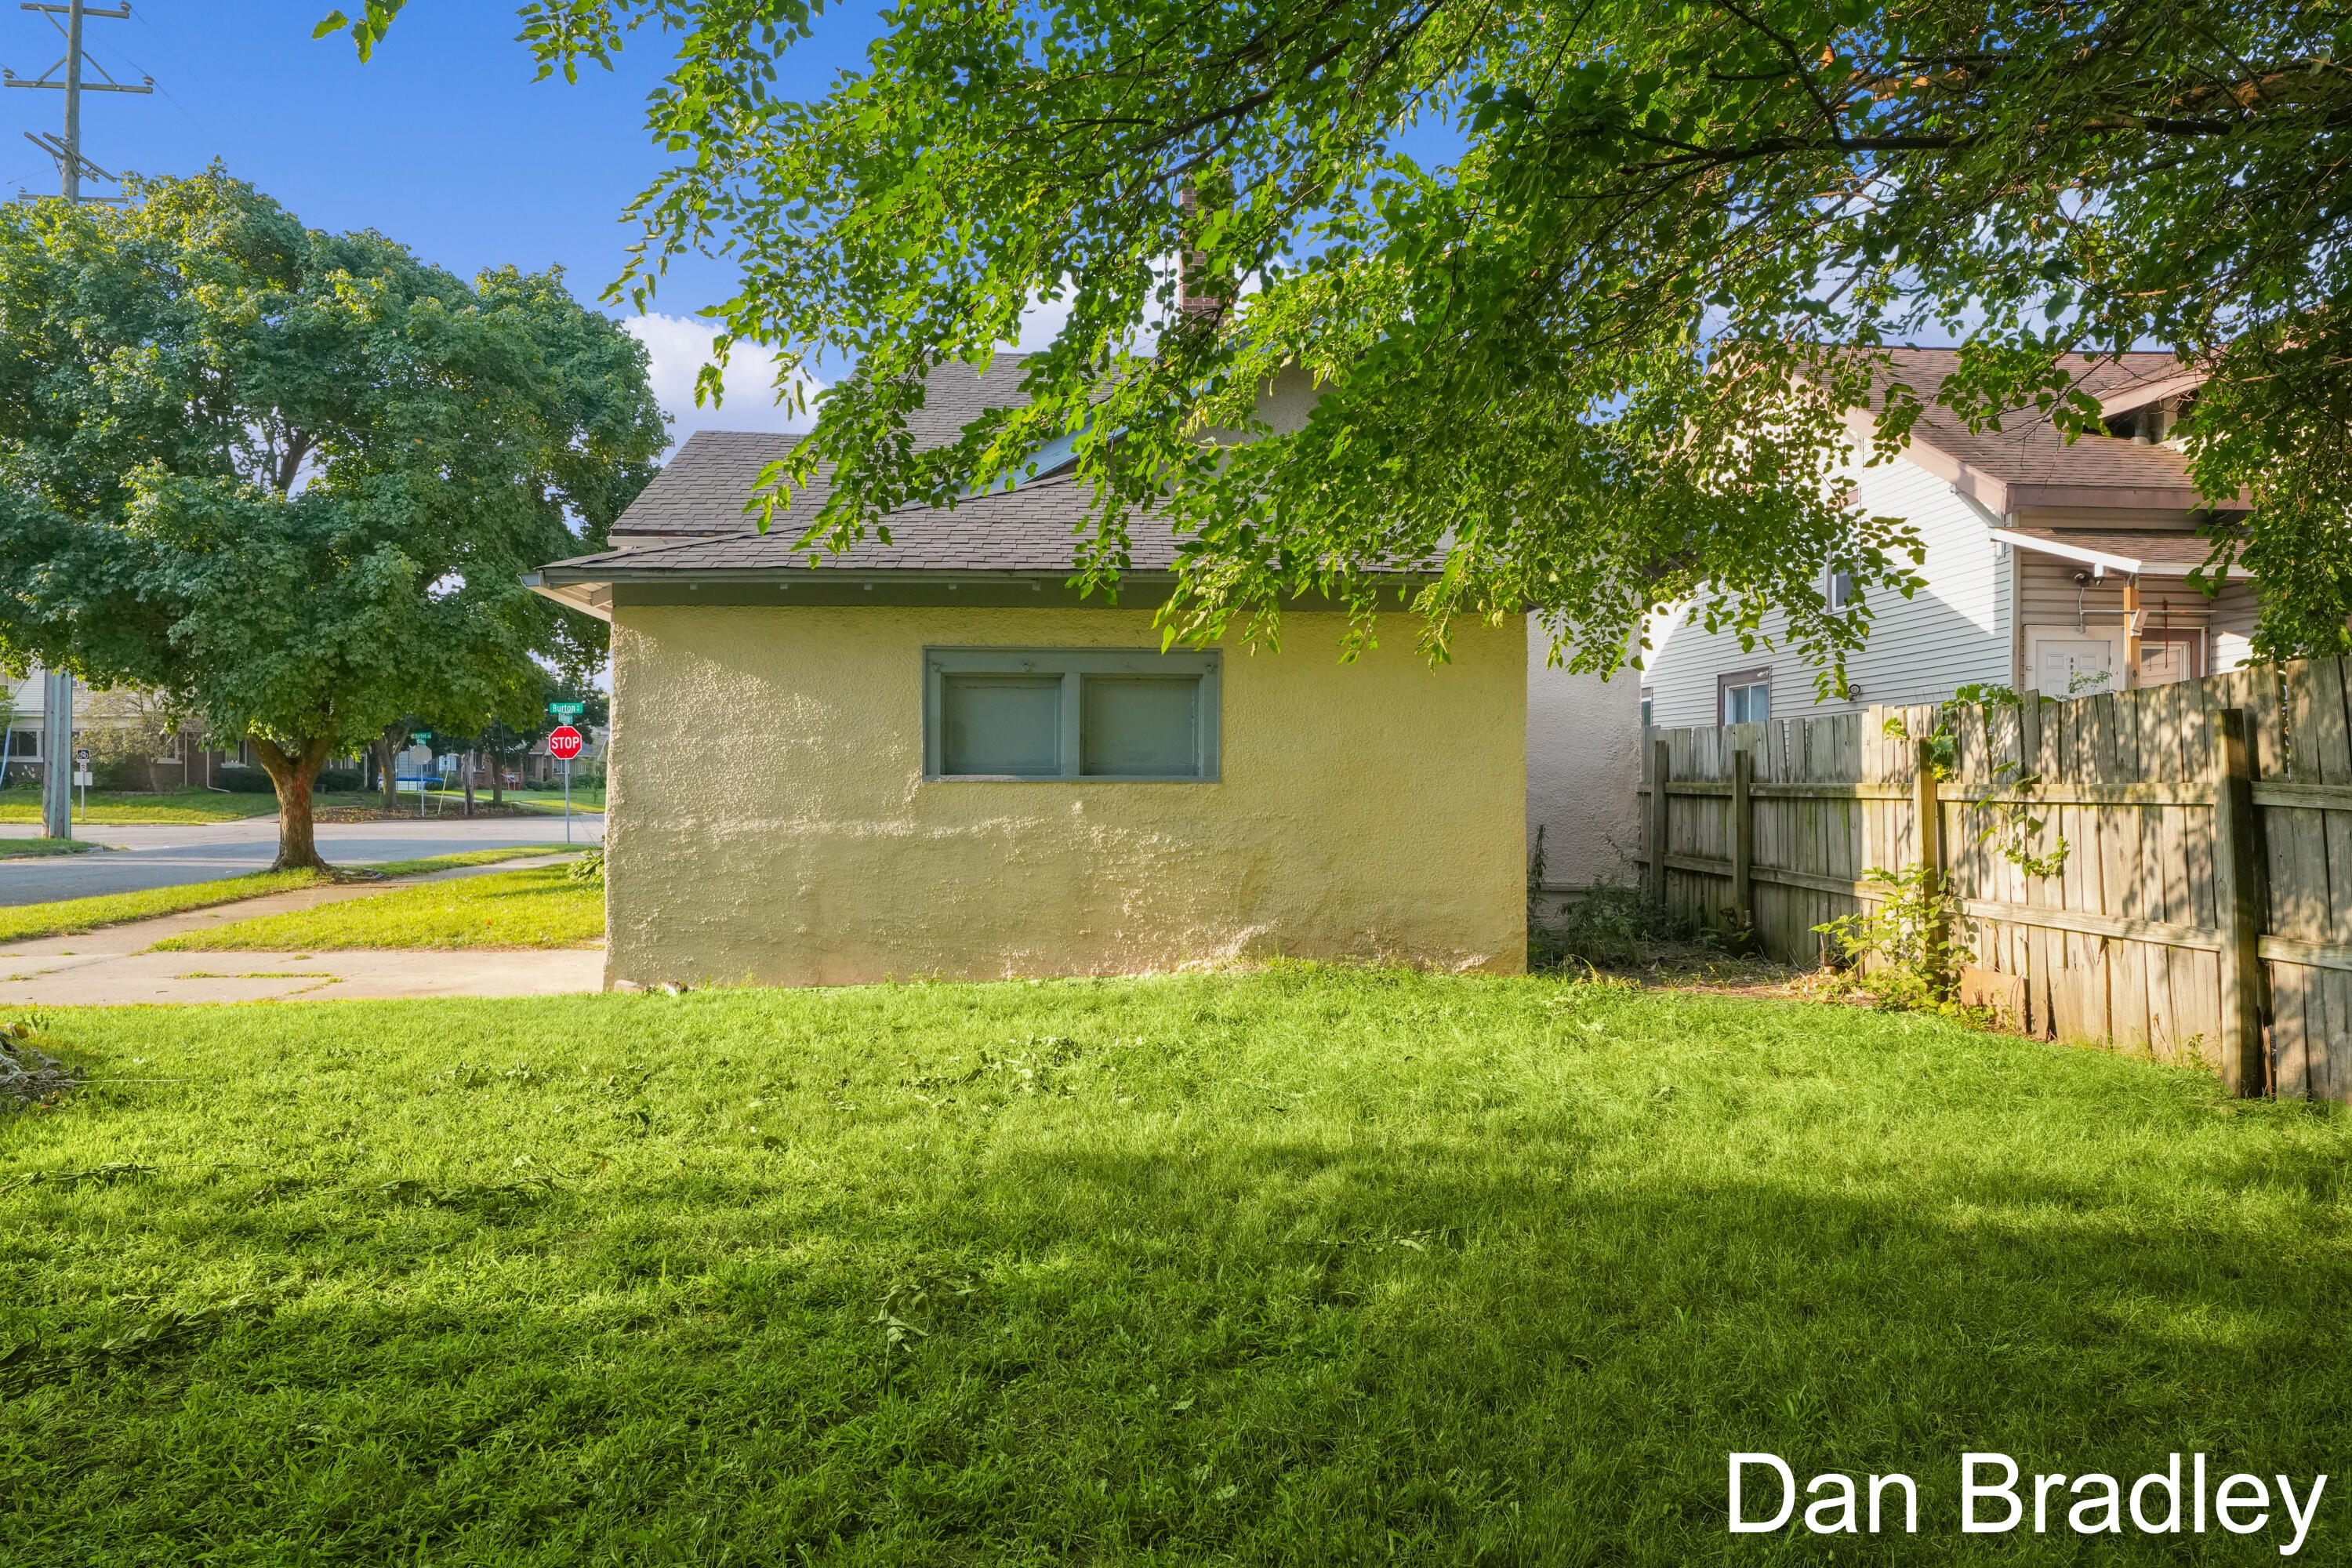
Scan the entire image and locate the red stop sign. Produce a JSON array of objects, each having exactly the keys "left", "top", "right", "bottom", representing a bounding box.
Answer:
[{"left": 546, "top": 725, "right": 585, "bottom": 760}]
